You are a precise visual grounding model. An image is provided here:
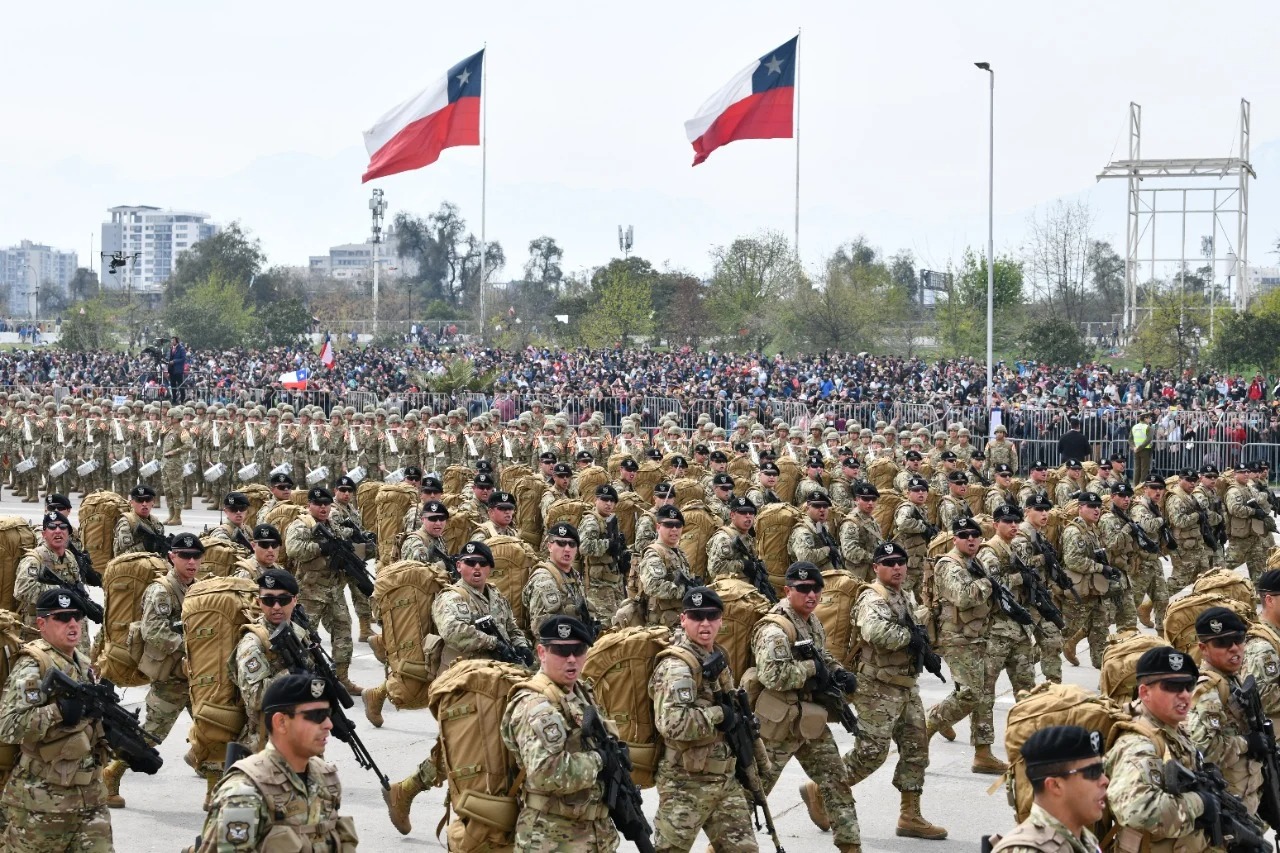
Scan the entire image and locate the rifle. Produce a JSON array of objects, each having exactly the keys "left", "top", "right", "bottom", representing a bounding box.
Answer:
[
  {"left": 915, "top": 507, "right": 940, "bottom": 542},
  {"left": 606, "top": 516, "right": 633, "bottom": 591},
  {"left": 703, "top": 652, "right": 785, "bottom": 853},
  {"left": 473, "top": 614, "right": 535, "bottom": 667},
  {"left": 1012, "top": 553, "right": 1066, "bottom": 630},
  {"left": 67, "top": 542, "right": 101, "bottom": 587},
  {"left": 1231, "top": 675, "right": 1280, "bottom": 834},
  {"left": 1111, "top": 507, "right": 1159, "bottom": 555},
  {"left": 793, "top": 638, "right": 860, "bottom": 735},
  {"left": 431, "top": 545, "right": 460, "bottom": 581},
  {"left": 967, "top": 559, "right": 1034, "bottom": 627},
  {"left": 313, "top": 524, "right": 375, "bottom": 597},
  {"left": 1162, "top": 759, "right": 1268, "bottom": 853},
  {"left": 1035, "top": 536, "right": 1081, "bottom": 603},
  {"left": 817, "top": 526, "right": 845, "bottom": 571},
  {"left": 1195, "top": 504, "right": 1219, "bottom": 551},
  {"left": 37, "top": 567, "right": 104, "bottom": 624},
  {"left": 134, "top": 523, "right": 171, "bottom": 559},
  {"left": 902, "top": 604, "right": 945, "bottom": 682},
  {"left": 735, "top": 536, "right": 778, "bottom": 603},
  {"left": 579, "top": 705, "right": 656, "bottom": 853},
  {"left": 269, "top": 622, "right": 390, "bottom": 790},
  {"left": 1093, "top": 548, "right": 1131, "bottom": 597},
  {"left": 40, "top": 668, "right": 163, "bottom": 774},
  {"left": 232, "top": 527, "right": 254, "bottom": 554}
]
